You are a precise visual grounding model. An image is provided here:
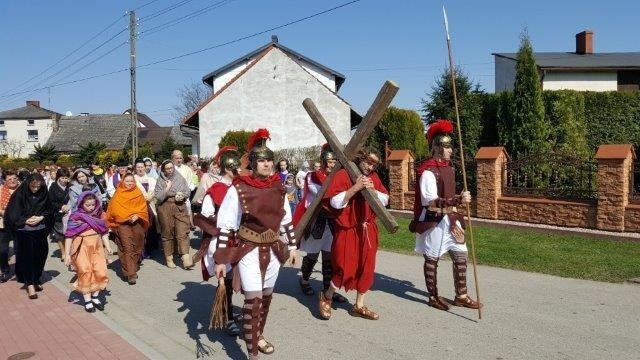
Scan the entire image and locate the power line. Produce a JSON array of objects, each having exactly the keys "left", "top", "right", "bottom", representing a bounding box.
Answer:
[
  {"left": 138, "top": 0, "right": 362, "bottom": 69},
  {"left": 135, "top": 0, "right": 164, "bottom": 11},
  {"left": 38, "top": 28, "right": 128, "bottom": 87},
  {"left": 0, "top": 13, "right": 126, "bottom": 97},
  {"left": 0, "top": 68, "right": 129, "bottom": 102},
  {"left": 138, "top": 0, "right": 198, "bottom": 23},
  {"left": 140, "top": 0, "right": 234, "bottom": 38},
  {"left": 0, "top": 0, "right": 362, "bottom": 103}
]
